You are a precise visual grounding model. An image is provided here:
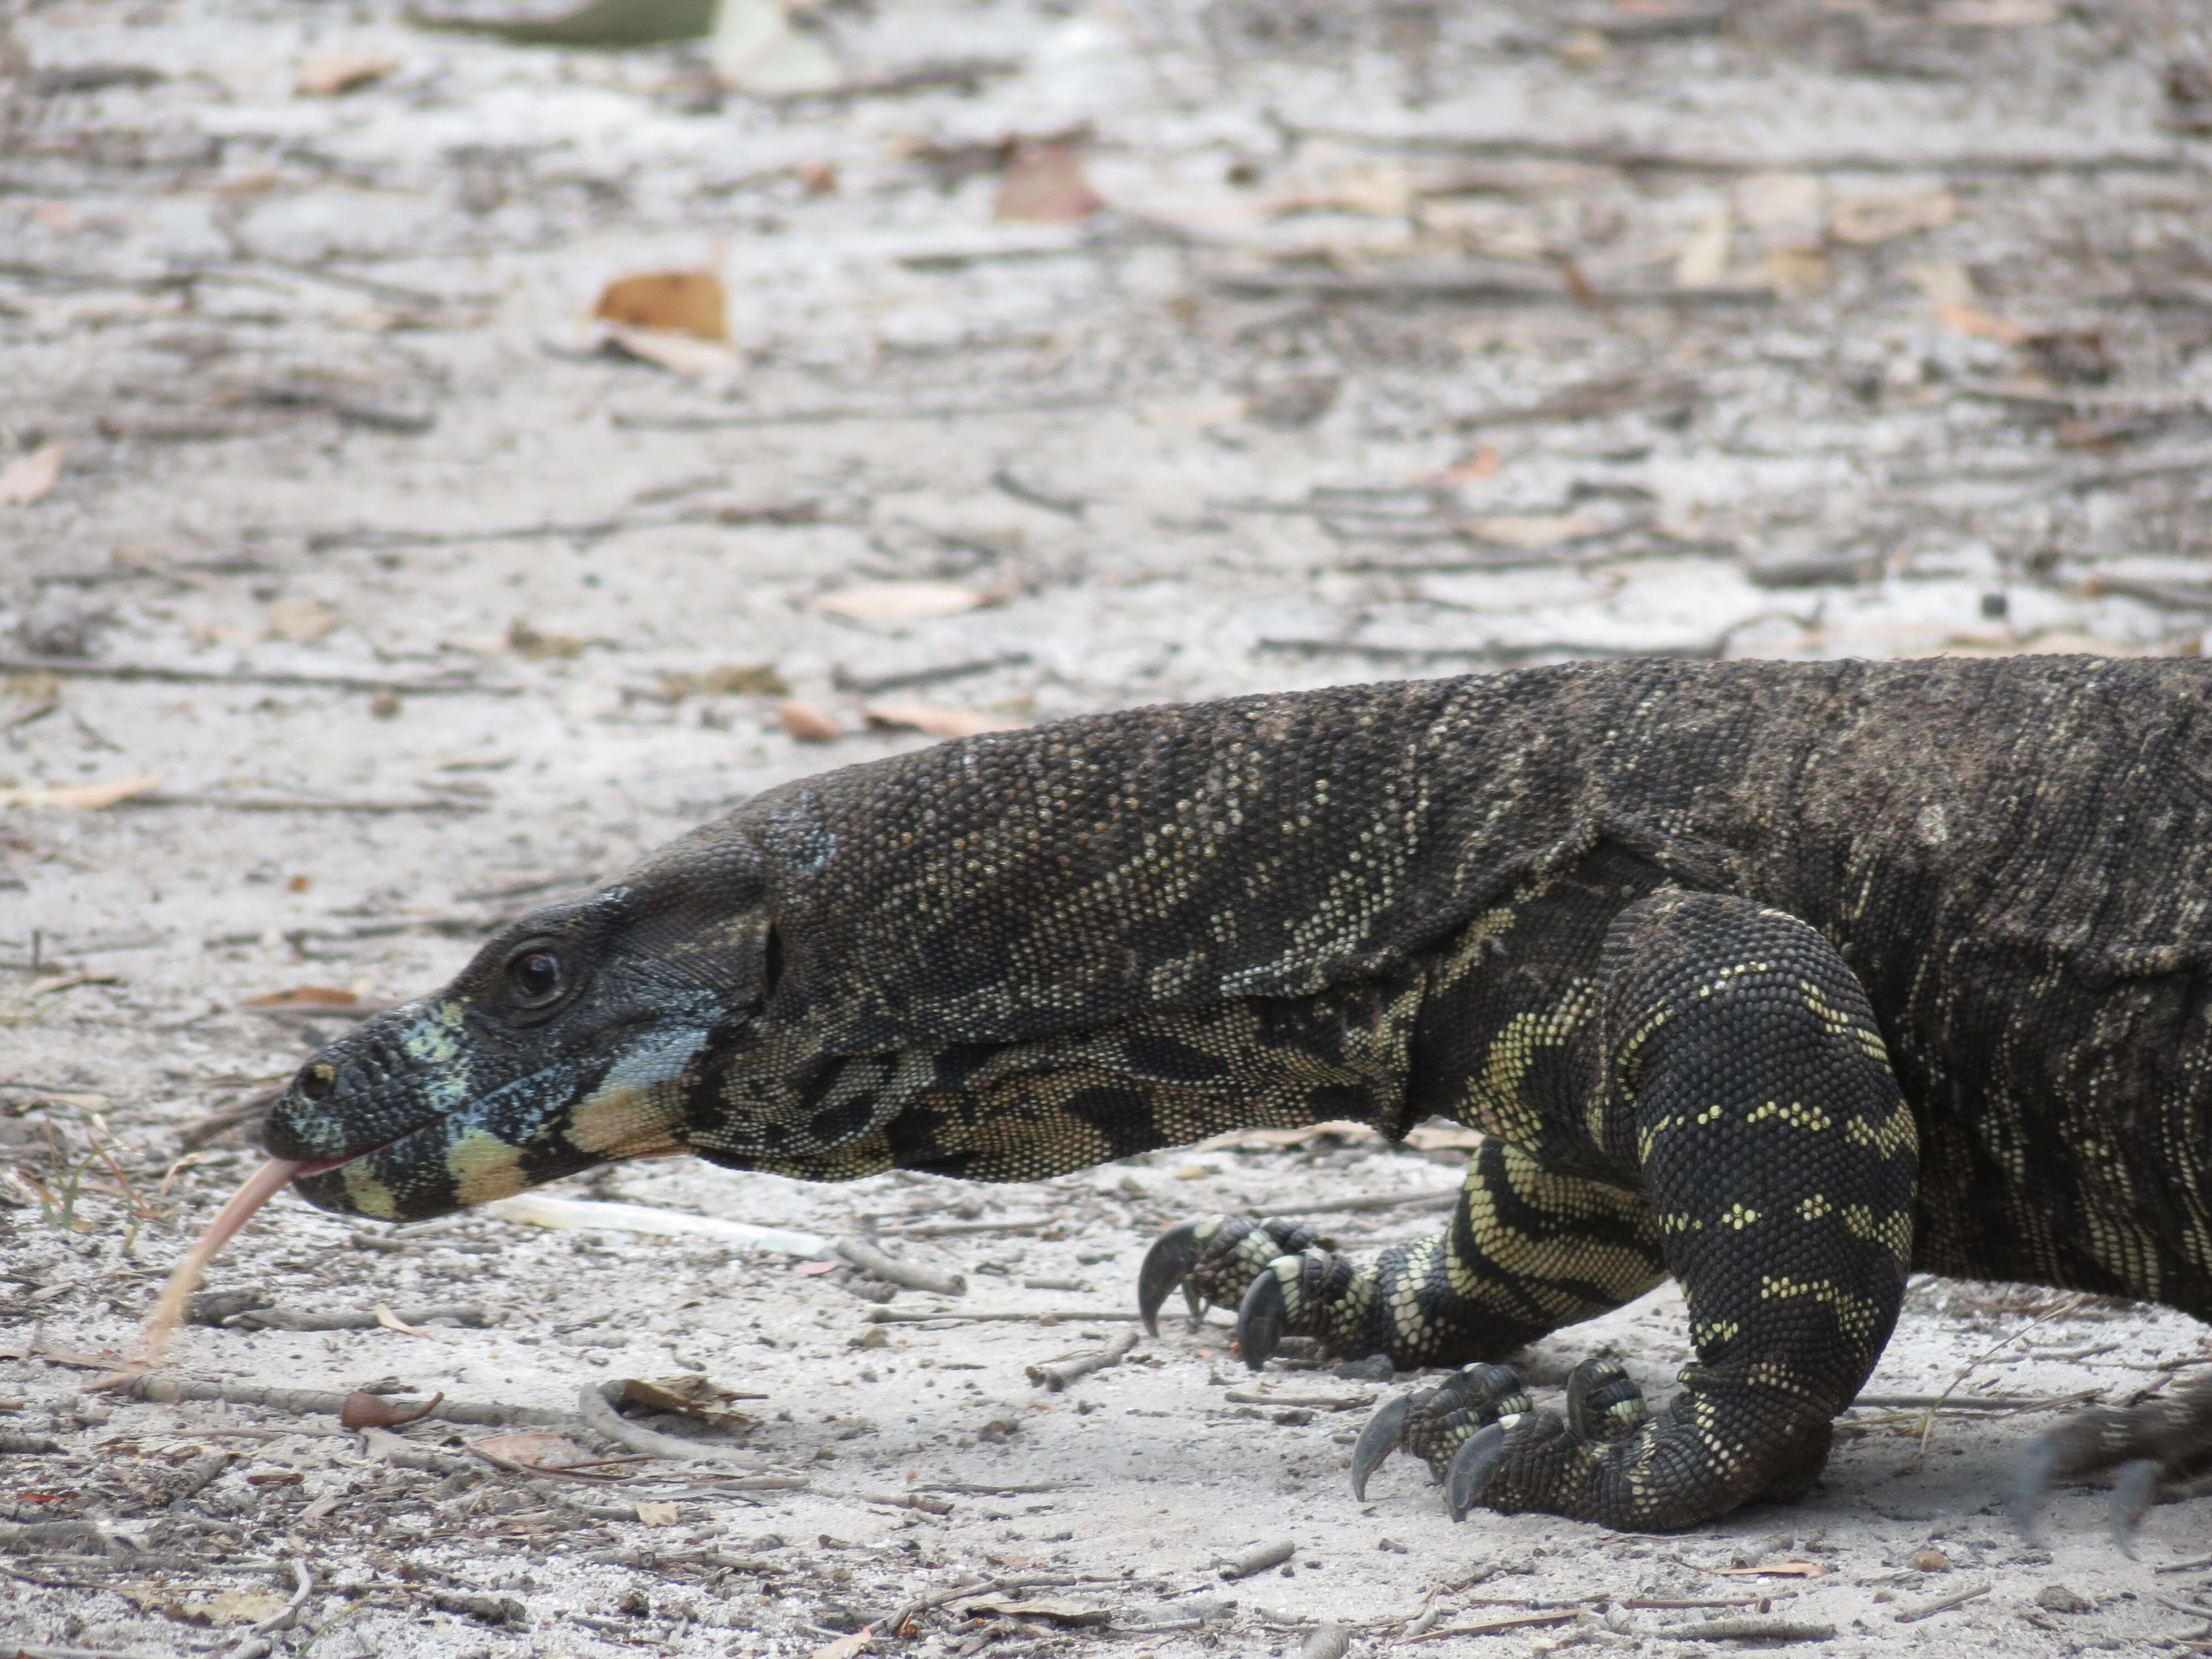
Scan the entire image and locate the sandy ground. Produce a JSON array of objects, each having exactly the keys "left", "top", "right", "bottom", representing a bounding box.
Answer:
[{"left": 8, "top": 0, "right": 2212, "bottom": 1653}]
